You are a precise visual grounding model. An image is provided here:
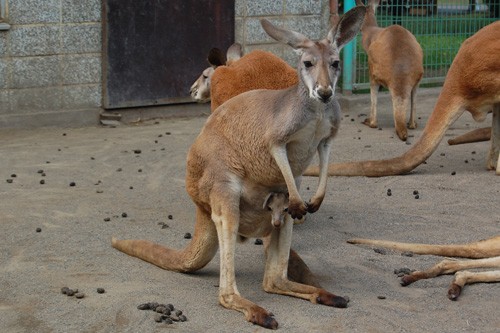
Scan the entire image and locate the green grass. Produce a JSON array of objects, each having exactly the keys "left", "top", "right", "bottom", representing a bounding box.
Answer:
[{"left": 350, "top": 11, "right": 496, "bottom": 91}]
